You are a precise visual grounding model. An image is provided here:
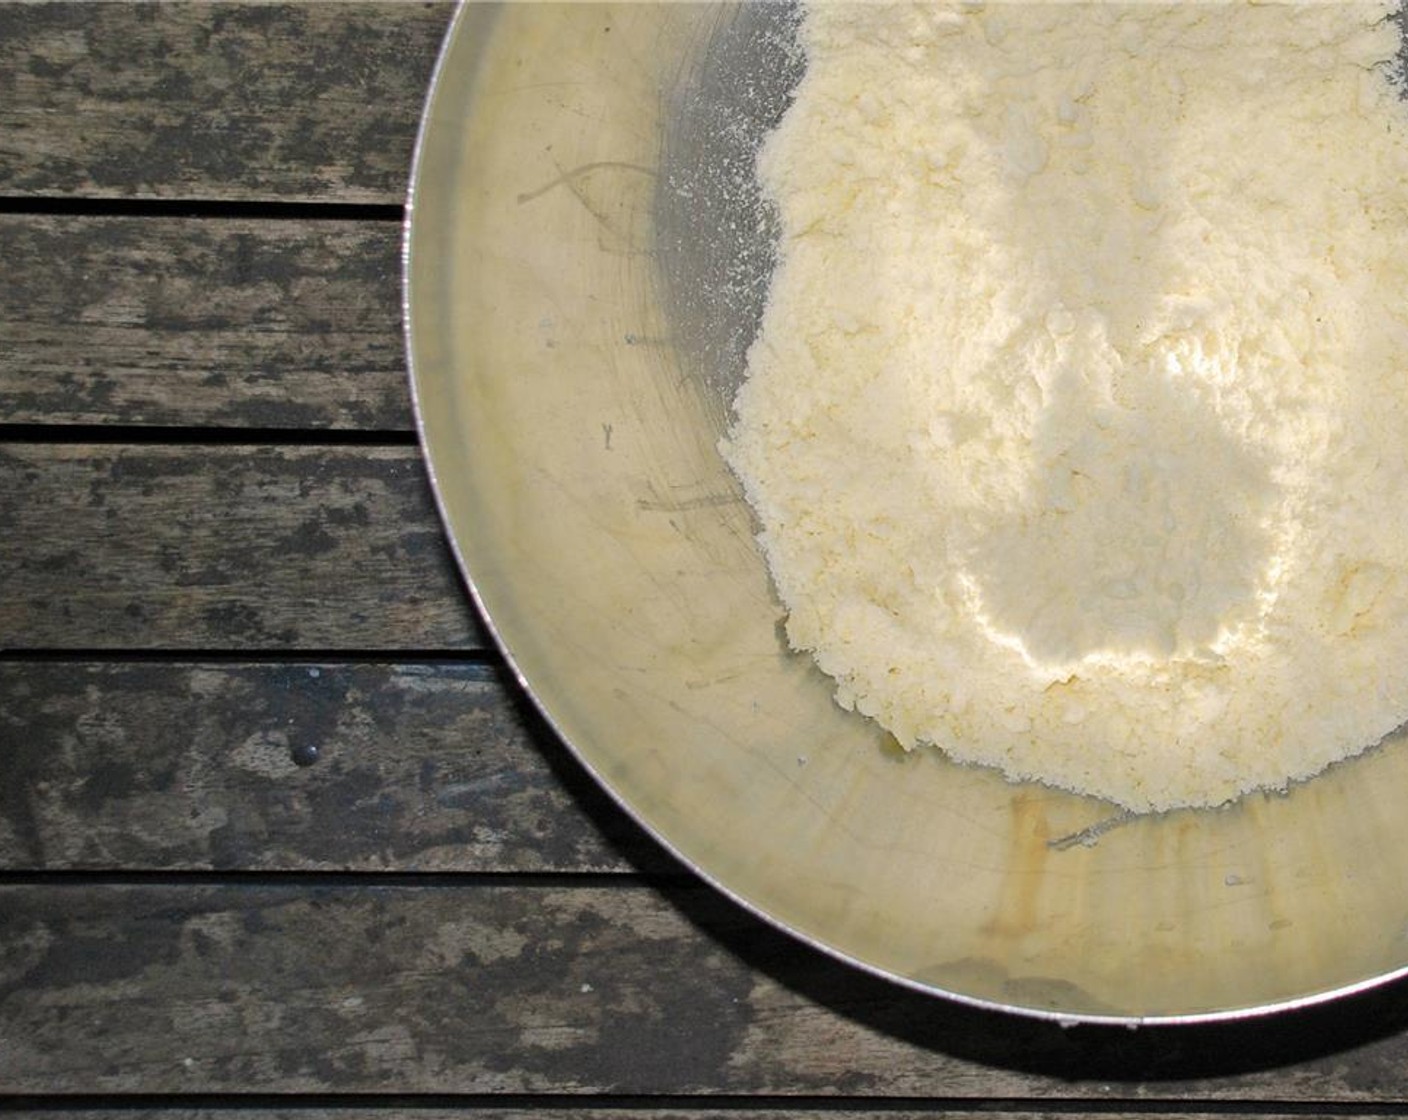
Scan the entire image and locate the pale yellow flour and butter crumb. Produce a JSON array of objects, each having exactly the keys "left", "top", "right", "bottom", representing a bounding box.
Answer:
[{"left": 724, "top": 1, "right": 1408, "bottom": 811}]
